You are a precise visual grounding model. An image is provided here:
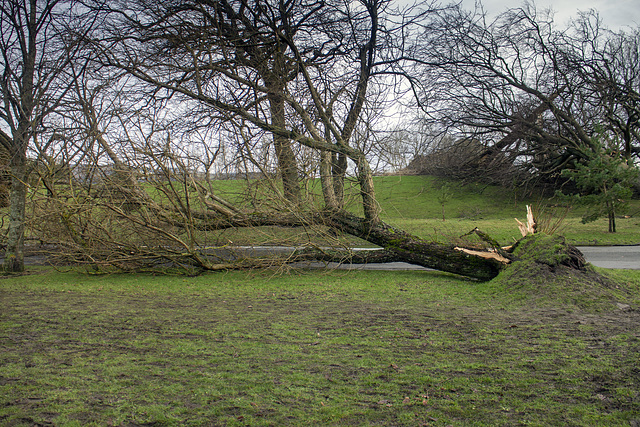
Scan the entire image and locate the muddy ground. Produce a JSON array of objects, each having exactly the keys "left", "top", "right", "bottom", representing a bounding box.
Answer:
[{"left": 1, "top": 277, "right": 639, "bottom": 425}]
